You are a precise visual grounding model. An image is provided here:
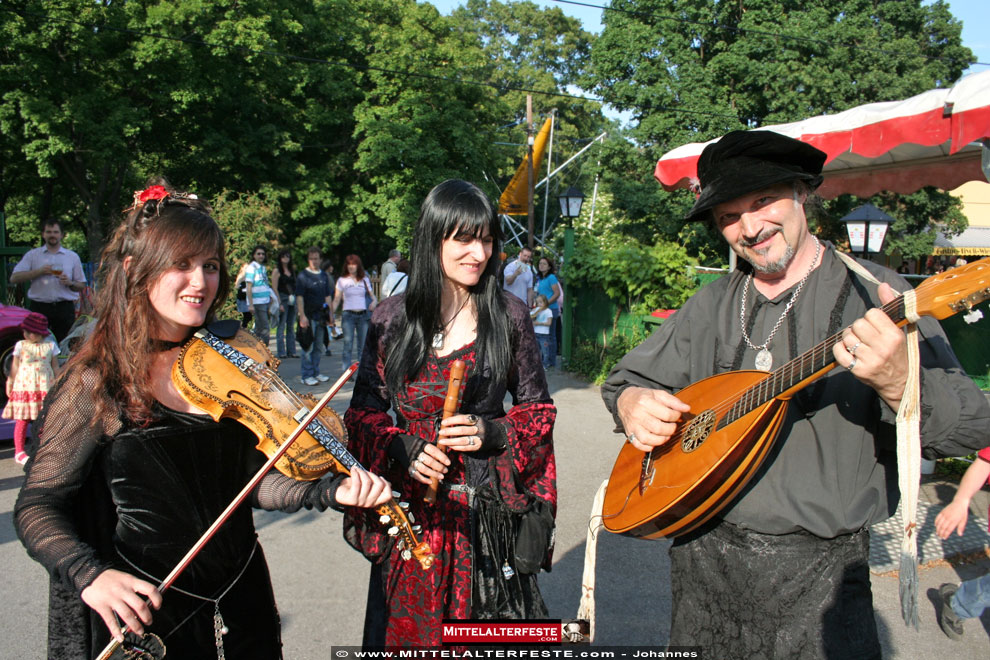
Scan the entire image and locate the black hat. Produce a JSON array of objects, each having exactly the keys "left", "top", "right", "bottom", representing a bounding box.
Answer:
[{"left": 684, "top": 130, "right": 826, "bottom": 223}]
